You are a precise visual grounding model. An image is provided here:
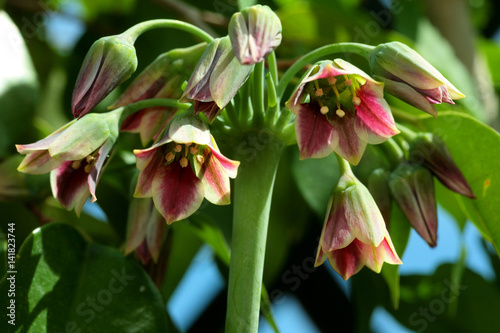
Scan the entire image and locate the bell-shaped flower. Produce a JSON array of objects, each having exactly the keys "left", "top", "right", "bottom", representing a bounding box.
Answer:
[
  {"left": 315, "top": 166, "right": 402, "bottom": 280},
  {"left": 16, "top": 111, "right": 121, "bottom": 214},
  {"left": 409, "top": 133, "right": 475, "bottom": 198},
  {"left": 229, "top": 4, "right": 282, "bottom": 65},
  {"left": 286, "top": 59, "right": 399, "bottom": 165},
  {"left": 72, "top": 34, "right": 138, "bottom": 118},
  {"left": 180, "top": 36, "right": 253, "bottom": 122},
  {"left": 369, "top": 42, "right": 465, "bottom": 117},
  {"left": 110, "top": 43, "right": 206, "bottom": 146},
  {"left": 124, "top": 197, "right": 167, "bottom": 265},
  {"left": 133, "top": 115, "right": 240, "bottom": 224},
  {"left": 389, "top": 163, "right": 438, "bottom": 247}
]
